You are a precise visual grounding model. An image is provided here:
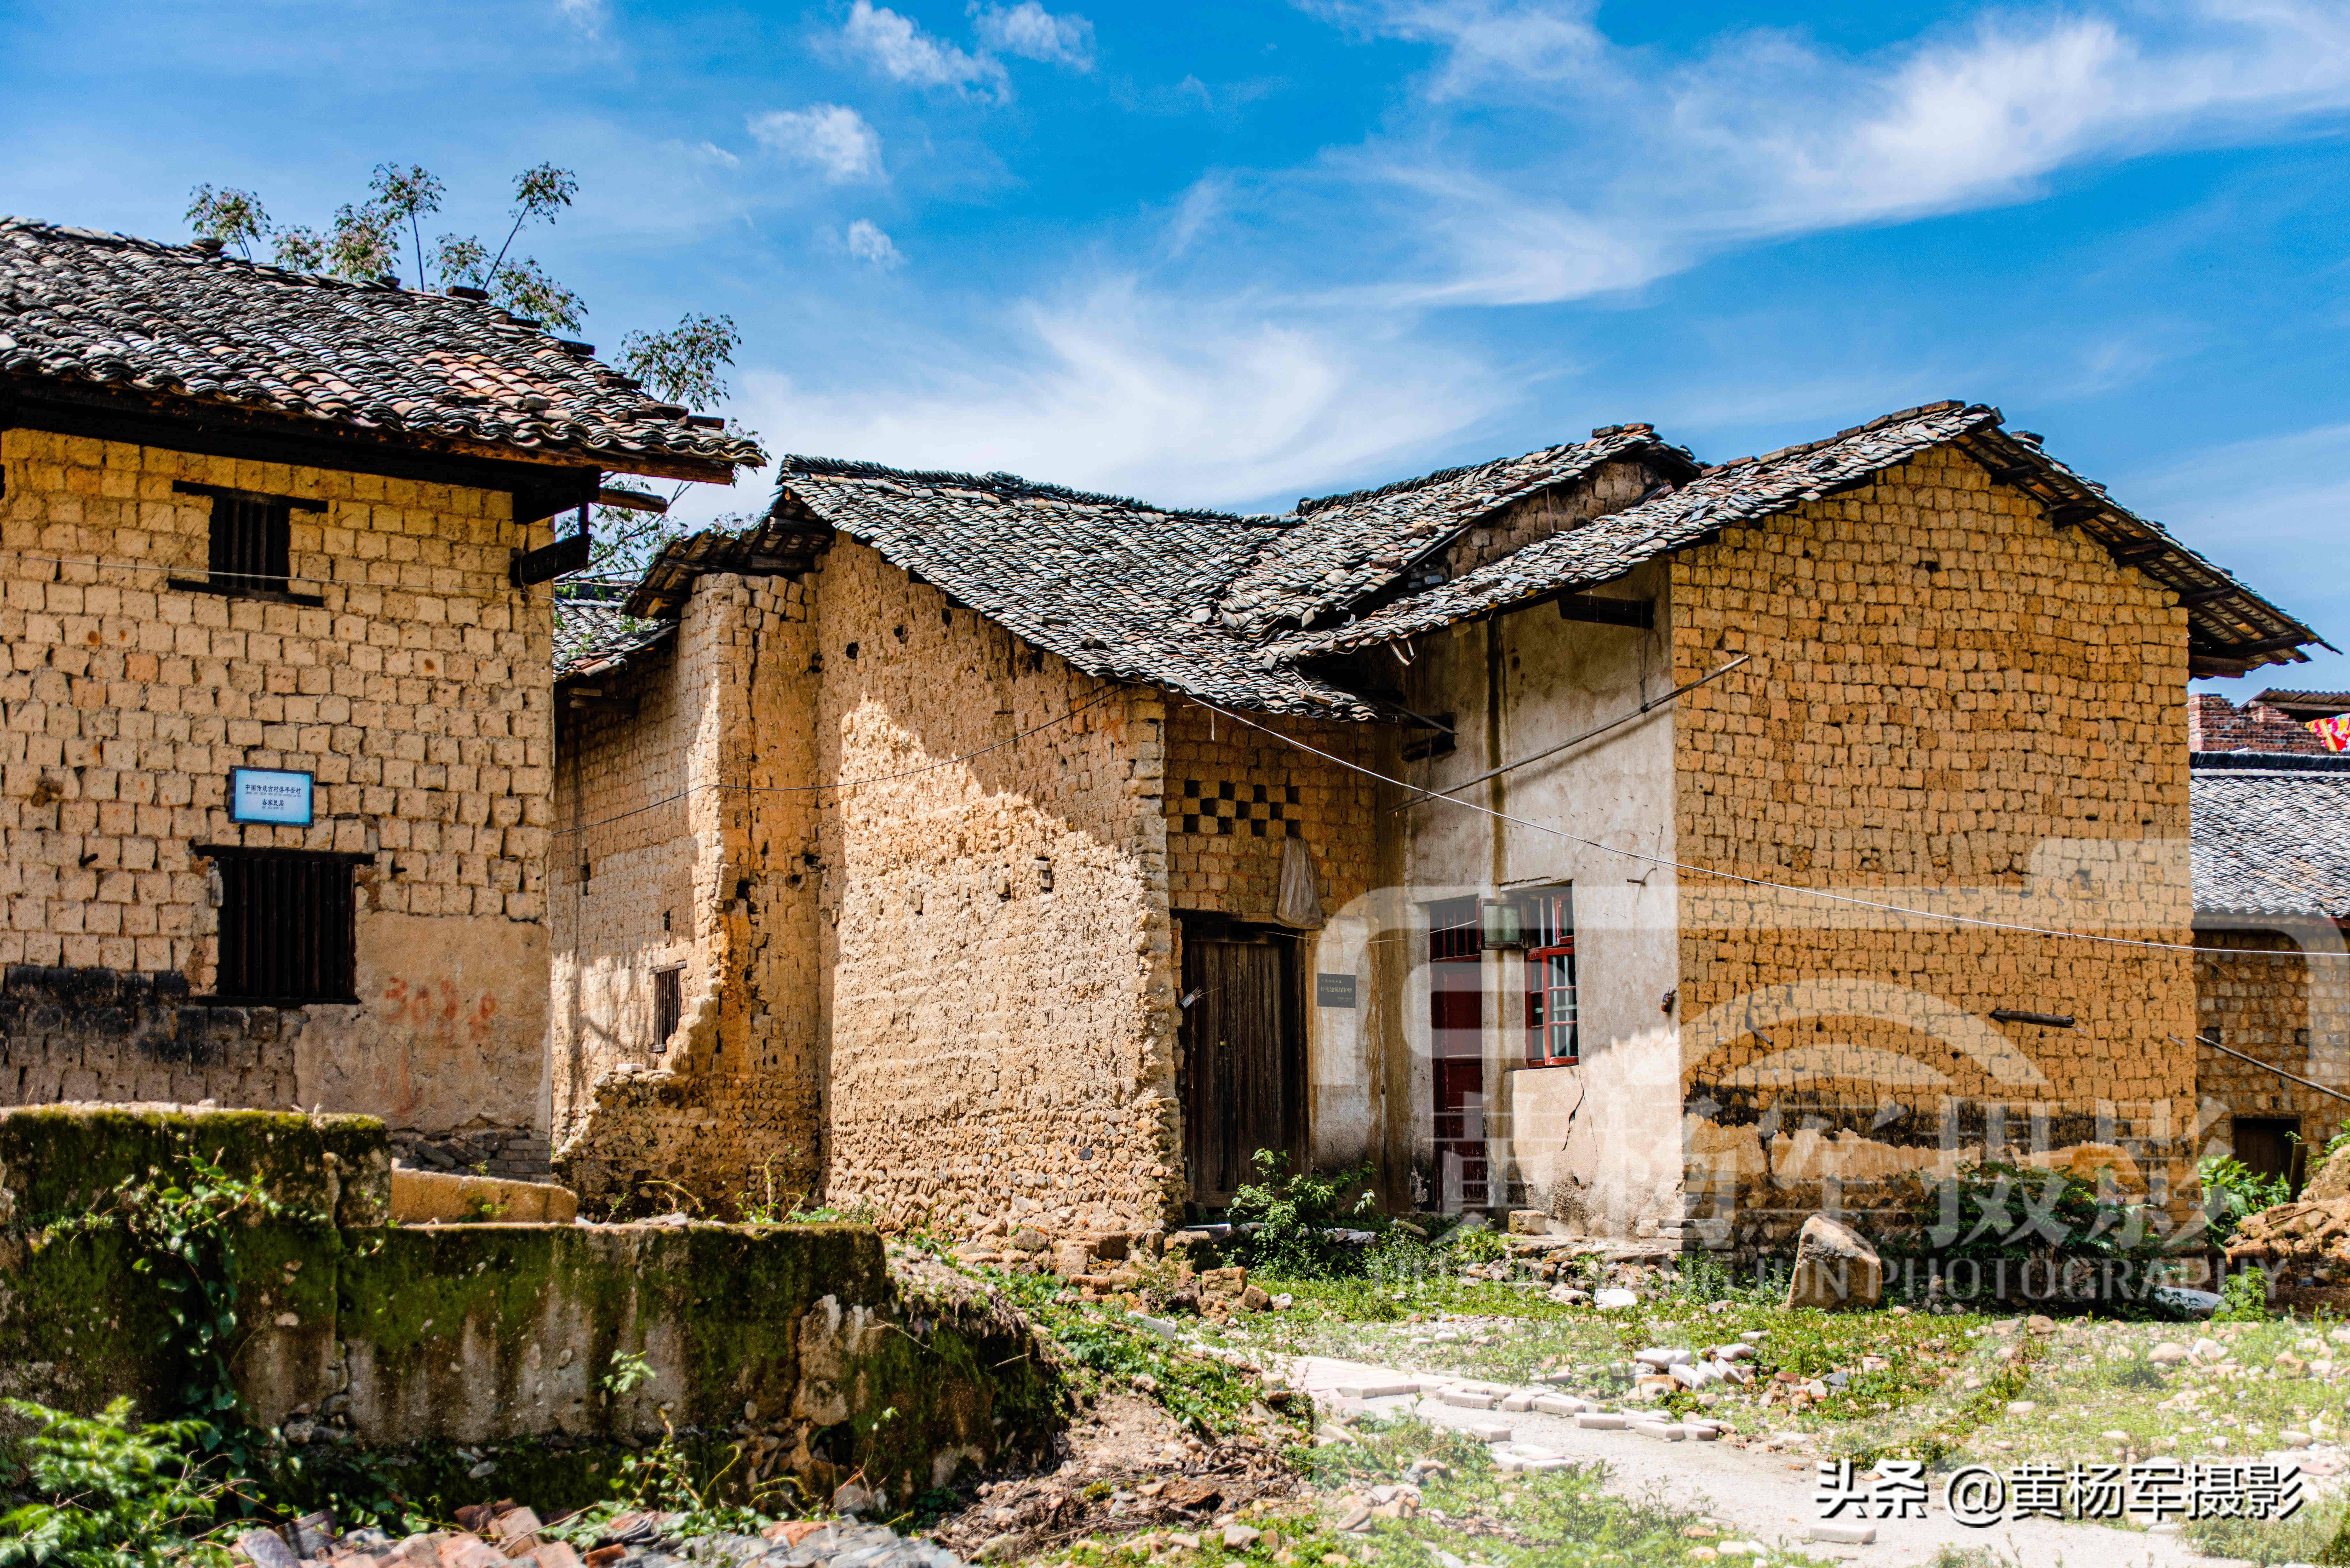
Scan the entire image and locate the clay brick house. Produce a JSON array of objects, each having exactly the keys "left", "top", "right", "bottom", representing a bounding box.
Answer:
[
  {"left": 2189, "top": 710, "right": 2350, "bottom": 1189},
  {"left": 0, "top": 217, "right": 758, "bottom": 1172},
  {"left": 550, "top": 400, "right": 2319, "bottom": 1248}
]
